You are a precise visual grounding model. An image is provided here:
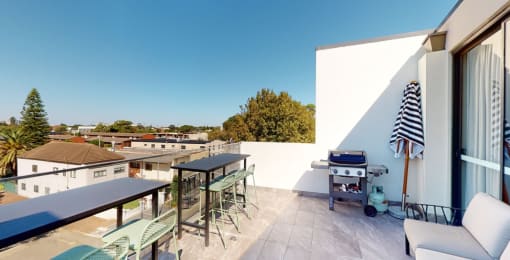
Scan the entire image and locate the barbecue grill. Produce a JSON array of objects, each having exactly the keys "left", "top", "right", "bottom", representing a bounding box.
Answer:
[{"left": 327, "top": 150, "right": 368, "bottom": 210}]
